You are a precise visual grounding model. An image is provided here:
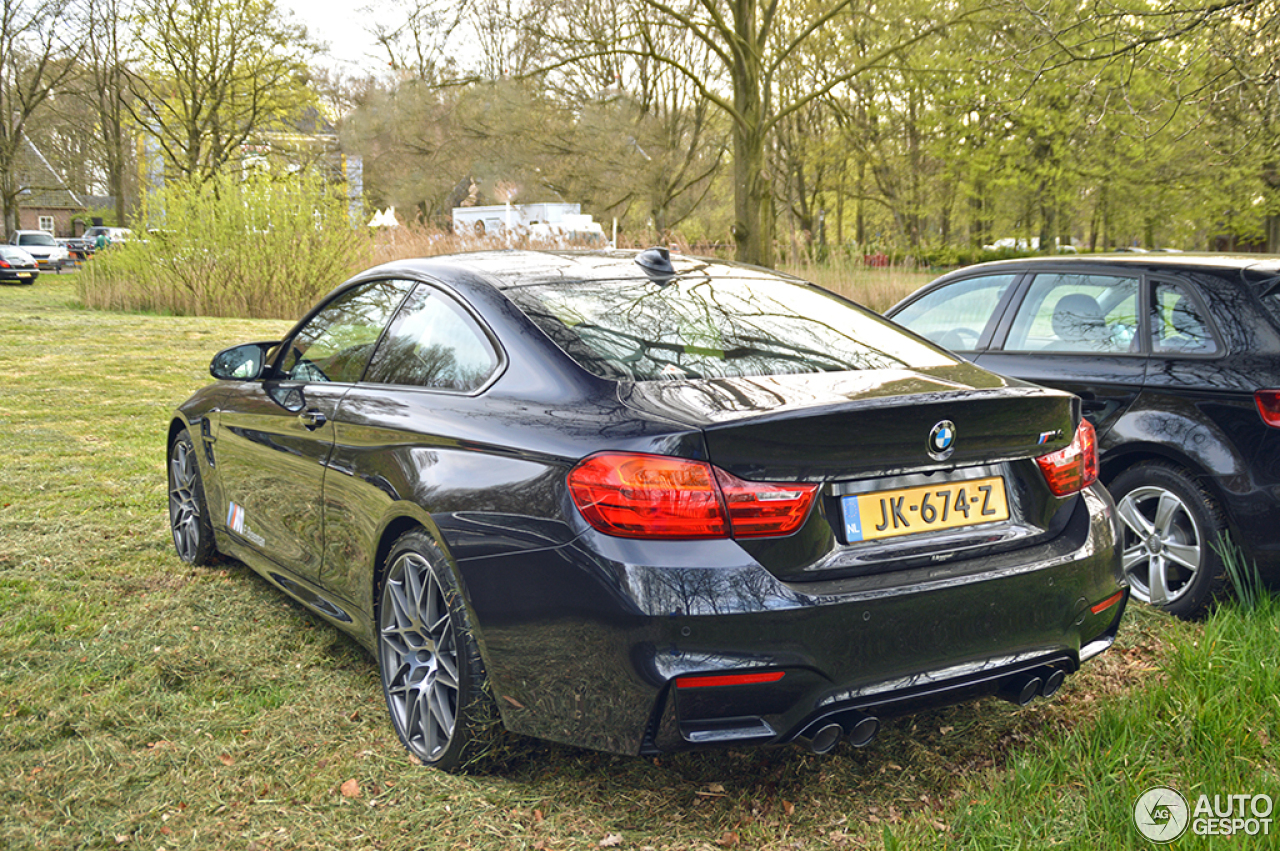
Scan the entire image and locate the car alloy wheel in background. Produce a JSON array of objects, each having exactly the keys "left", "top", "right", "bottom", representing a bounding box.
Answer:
[{"left": 1113, "top": 462, "right": 1226, "bottom": 619}]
